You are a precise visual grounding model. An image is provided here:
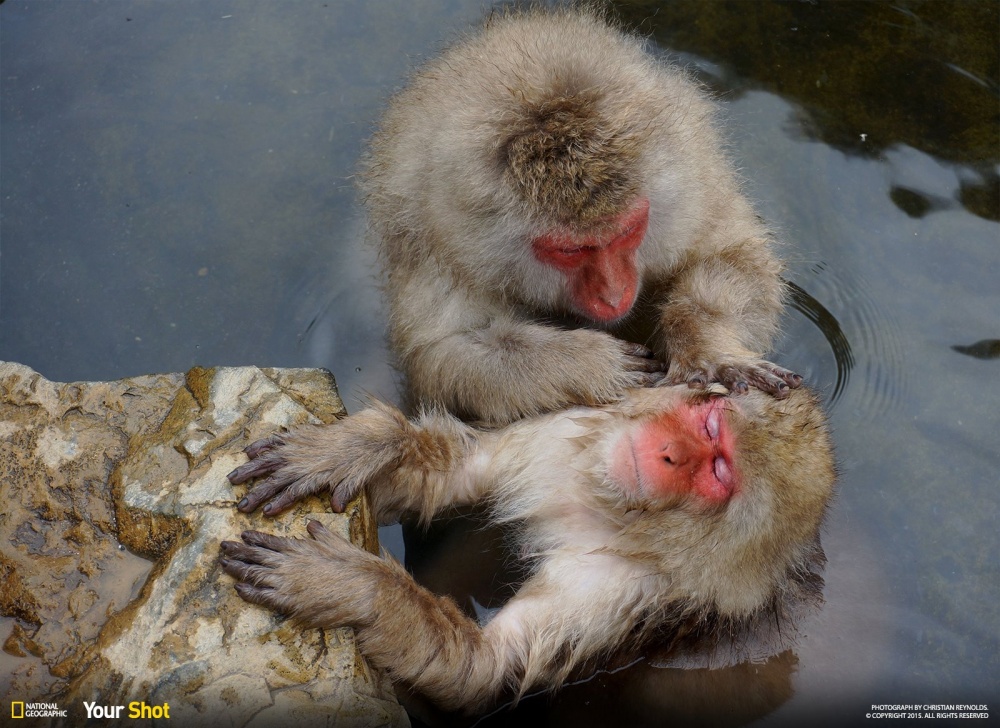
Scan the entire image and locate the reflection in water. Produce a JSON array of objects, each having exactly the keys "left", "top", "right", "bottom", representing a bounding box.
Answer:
[
  {"left": 797, "top": 263, "right": 907, "bottom": 419},
  {"left": 951, "top": 339, "right": 1000, "bottom": 360},
  {"left": 615, "top": 0, "right": 999, "bottom": 220},
  {"left": 785, "top": 279, "right": 854, "bottom": 407},
  {"left": 888, "top": 185, "right": 952, "bottom": 219}
]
